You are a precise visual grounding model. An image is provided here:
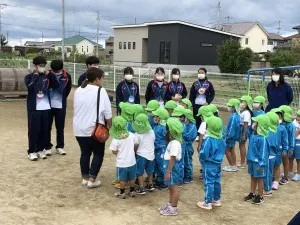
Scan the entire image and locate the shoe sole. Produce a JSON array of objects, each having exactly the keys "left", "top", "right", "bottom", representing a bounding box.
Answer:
[
  {"left": 212, "top": 203, "right": 222, "bottom": 207},
  {"left": 146, "top": 188, "right": 155, "bottom": 192},
  {"left": 279, "top": 182, "right": 289, "bottom": 185},
  {"left": 196, "top": 202, "right": 212, "bottom": 210},
  {"left": 28, "top": 158, "right": 38, "bottom": 161},
  {"left": 263, "top": 194, "right": 272, "bottom": 197},
  {"left": 136, "top": 192, "right": 146, "bottom": 195},
  {"left": 253, "top": 201, "right": 264, "bottom": 205}
]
